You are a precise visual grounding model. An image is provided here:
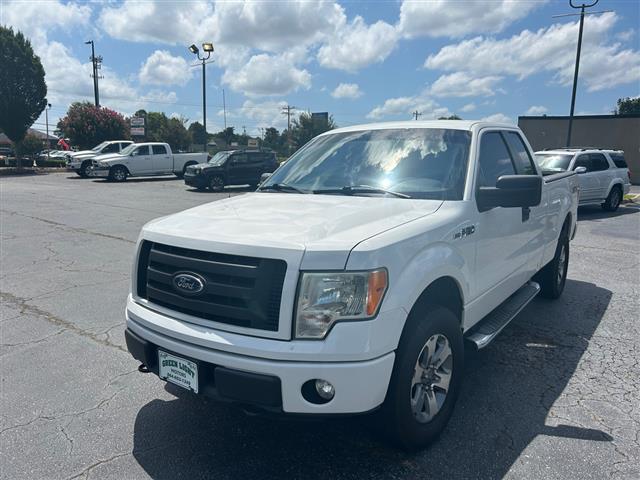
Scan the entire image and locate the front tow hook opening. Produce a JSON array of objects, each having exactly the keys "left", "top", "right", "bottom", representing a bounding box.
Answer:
[{"left": 138, "top": 363, "right": 150, "bottom": 373}]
